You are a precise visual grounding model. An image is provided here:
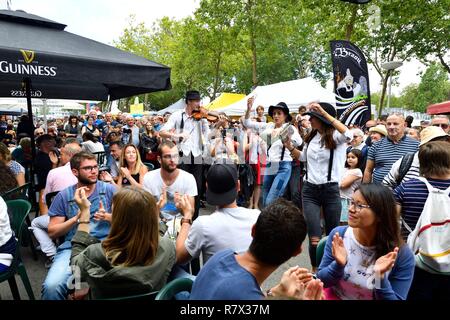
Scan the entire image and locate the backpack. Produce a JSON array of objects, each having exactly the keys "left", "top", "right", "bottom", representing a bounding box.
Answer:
[
  {"left": 396, "top": 152, "right": 415, "bottom": 186},
  {"left": 407, "top": 177, "right": 450, "bottom": 273}
]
